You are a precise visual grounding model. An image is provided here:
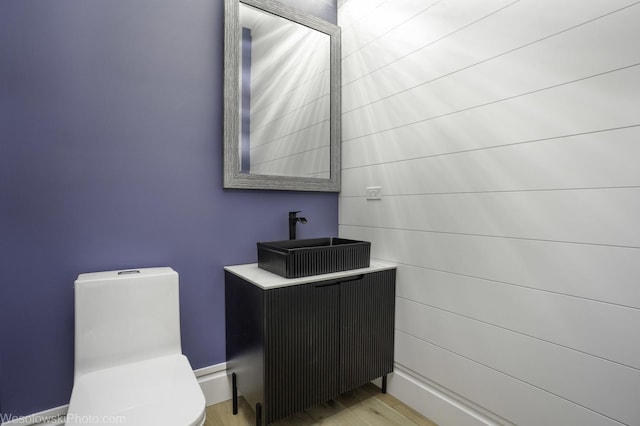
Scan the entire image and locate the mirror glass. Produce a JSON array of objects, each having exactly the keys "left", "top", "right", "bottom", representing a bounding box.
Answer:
[
  {"left": 239, "top": 3, "right": 330, "bottom": 179},
  {"left": 224, "top": 0, "right": 341, "bottom": 191}
]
